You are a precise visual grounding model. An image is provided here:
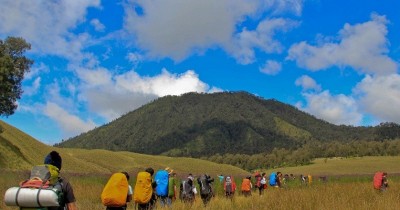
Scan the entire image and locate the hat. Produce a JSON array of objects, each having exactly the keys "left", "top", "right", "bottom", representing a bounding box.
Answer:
[{"left": 44, "top": 151, "right": 62, "bottom": 170}]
